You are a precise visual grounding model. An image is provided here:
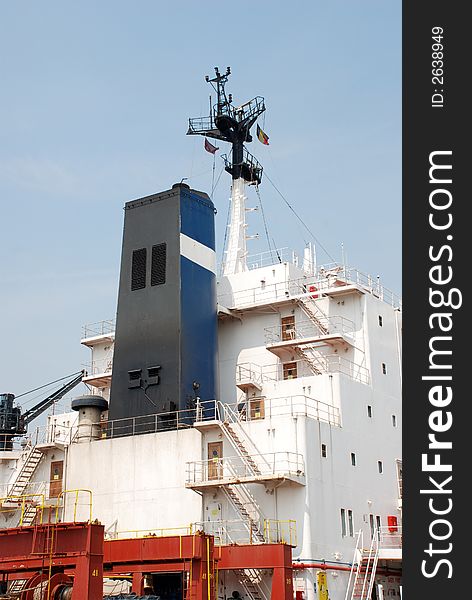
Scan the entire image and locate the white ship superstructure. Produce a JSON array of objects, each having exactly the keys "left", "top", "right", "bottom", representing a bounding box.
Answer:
[{"left": 0, "top": 68, "right": 402, "bottom": 600}]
